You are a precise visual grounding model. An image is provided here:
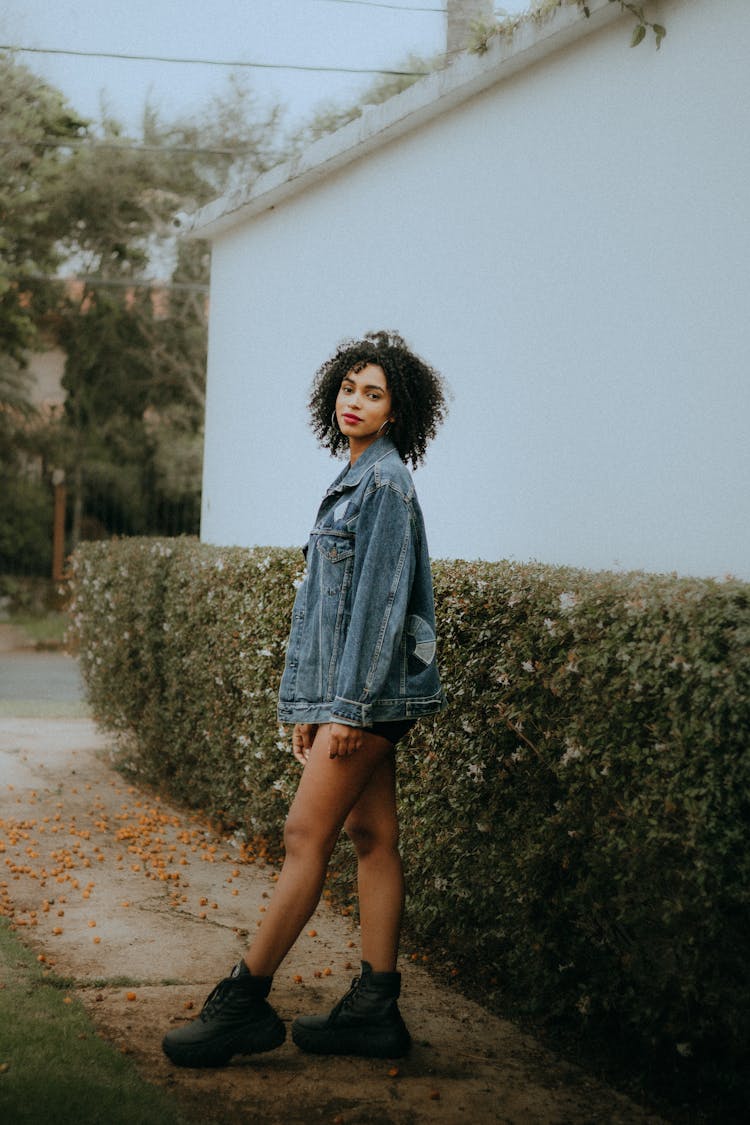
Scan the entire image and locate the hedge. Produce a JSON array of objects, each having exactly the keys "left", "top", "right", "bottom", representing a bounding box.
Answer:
[{"left": 67, "top": 538, "right": 750, "bottom": 1106}]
